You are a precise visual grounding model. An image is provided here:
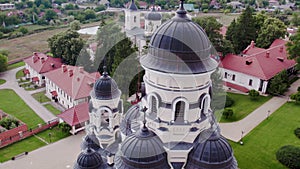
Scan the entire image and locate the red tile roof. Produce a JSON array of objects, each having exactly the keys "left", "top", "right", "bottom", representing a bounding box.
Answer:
[
  {"left": 242, "top": 40, "right": 265, "bottom": 55},
  {"left": 51, "top": 91, "right": 58, "bottom": 97},
  {"left": 23, "top": 69, "right": 30, "bottom": 74},
  {"left": 44, "top": 65, "right": 100, "bottom": 100},
  {"left": 221, "top": 39, "right": 296, "bottom": 80},
  {"left": 32, "top": 77, "right": 39, "bottom": 82},
  {"left": 224, "top": 82, "right": 249, "bottom": 93},
  {"left": 57, "top": 102, "right": 89, "bottom": 126},
  {"left": 24, "top": 52, "right": 62, "bottom": 74}
]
